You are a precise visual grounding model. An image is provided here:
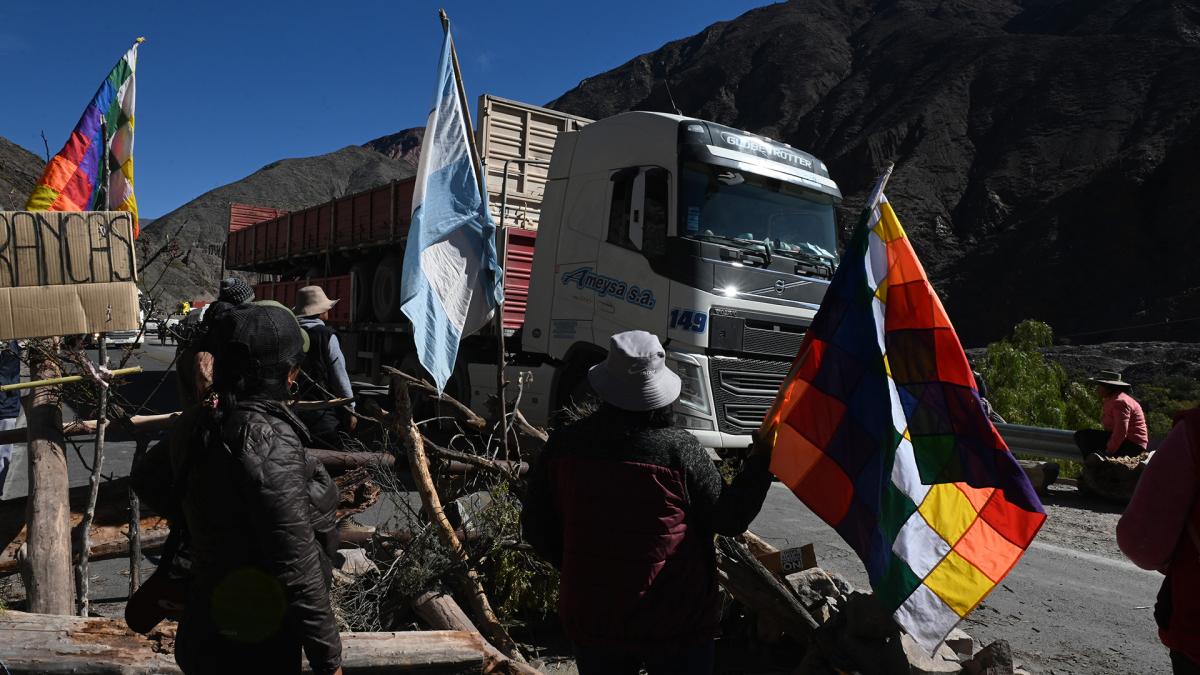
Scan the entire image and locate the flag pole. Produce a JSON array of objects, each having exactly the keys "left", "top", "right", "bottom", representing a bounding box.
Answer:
[
  {"left": 759, "top": 162, "right": 897, "bottom": 442},
  {"left": 438, "top": 9, "right": 510, "bottom": 457}
]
